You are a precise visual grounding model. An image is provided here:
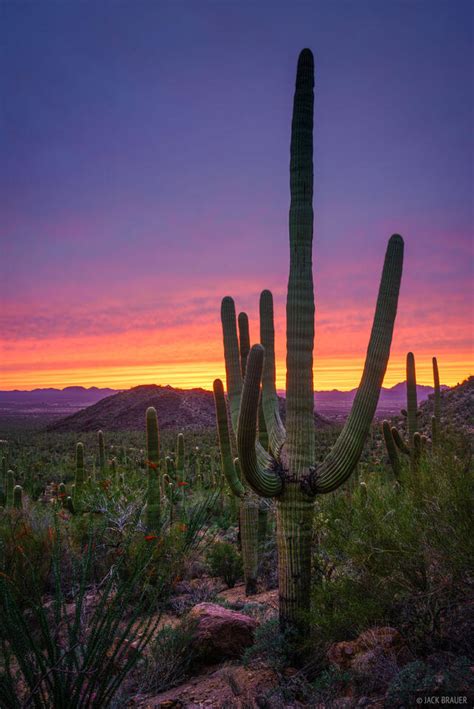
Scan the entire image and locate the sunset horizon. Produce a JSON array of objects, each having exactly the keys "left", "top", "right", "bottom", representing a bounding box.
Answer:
[{"left": 2, "top": 2, "right": 472, "bottom": 398}]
